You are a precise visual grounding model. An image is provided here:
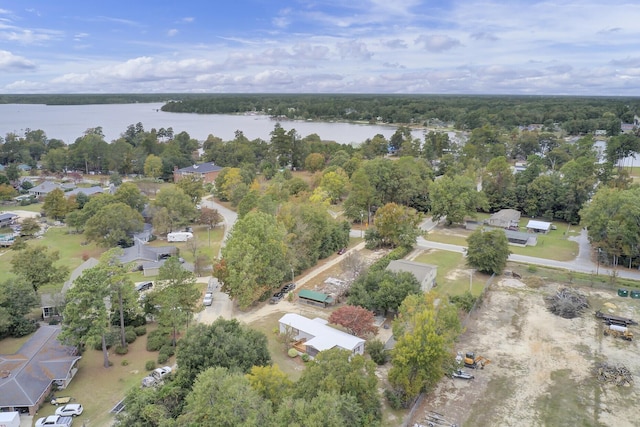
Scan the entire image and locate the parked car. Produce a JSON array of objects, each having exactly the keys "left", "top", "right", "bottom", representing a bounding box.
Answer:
[
  {"left": 270, "top": 292, "right": 284, "bottom": 304},
  {"left": 337, "top": 247, "right": 347, "bottom": 255},
  {"left": 152, "top": 366, "right": 172, "bottom": 380},
  {"left": 282, "top": 282, "right": 296, "bottom": 293},
  {"left": 135, "top": 281, "right": 153, "bottom": 292},
  {"left": 55, "top": 403, "right": 84, "bottom": 417},
  {"left": 203, "top": 292, "right": 213, "bottom": 306},
  {"left": 35, "top": 415, "right": 73, "bottom": 427}
]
